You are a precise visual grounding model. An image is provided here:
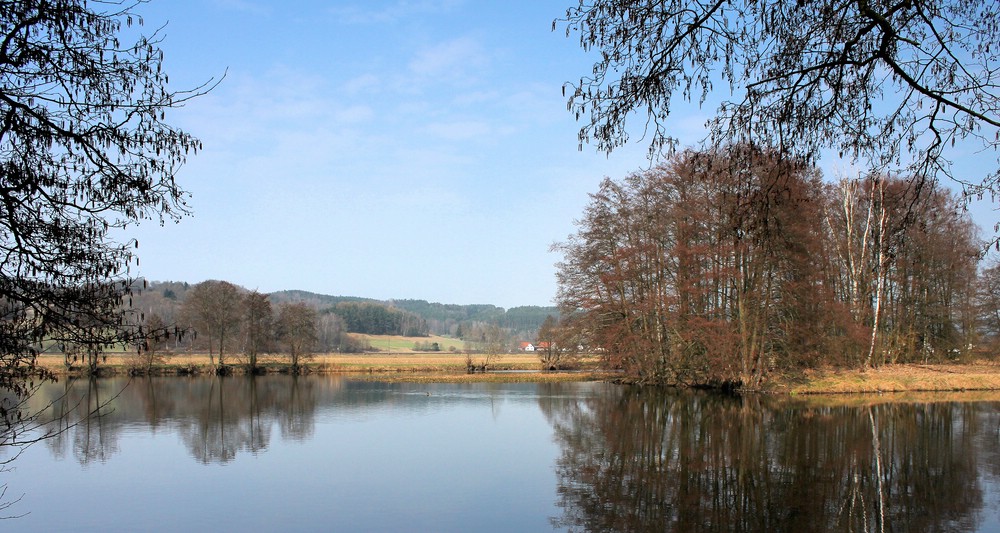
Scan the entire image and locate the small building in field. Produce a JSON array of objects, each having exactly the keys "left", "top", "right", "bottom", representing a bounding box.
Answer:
[{"left": 519, "top": 342, "right": 536, "bottom": 352}]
